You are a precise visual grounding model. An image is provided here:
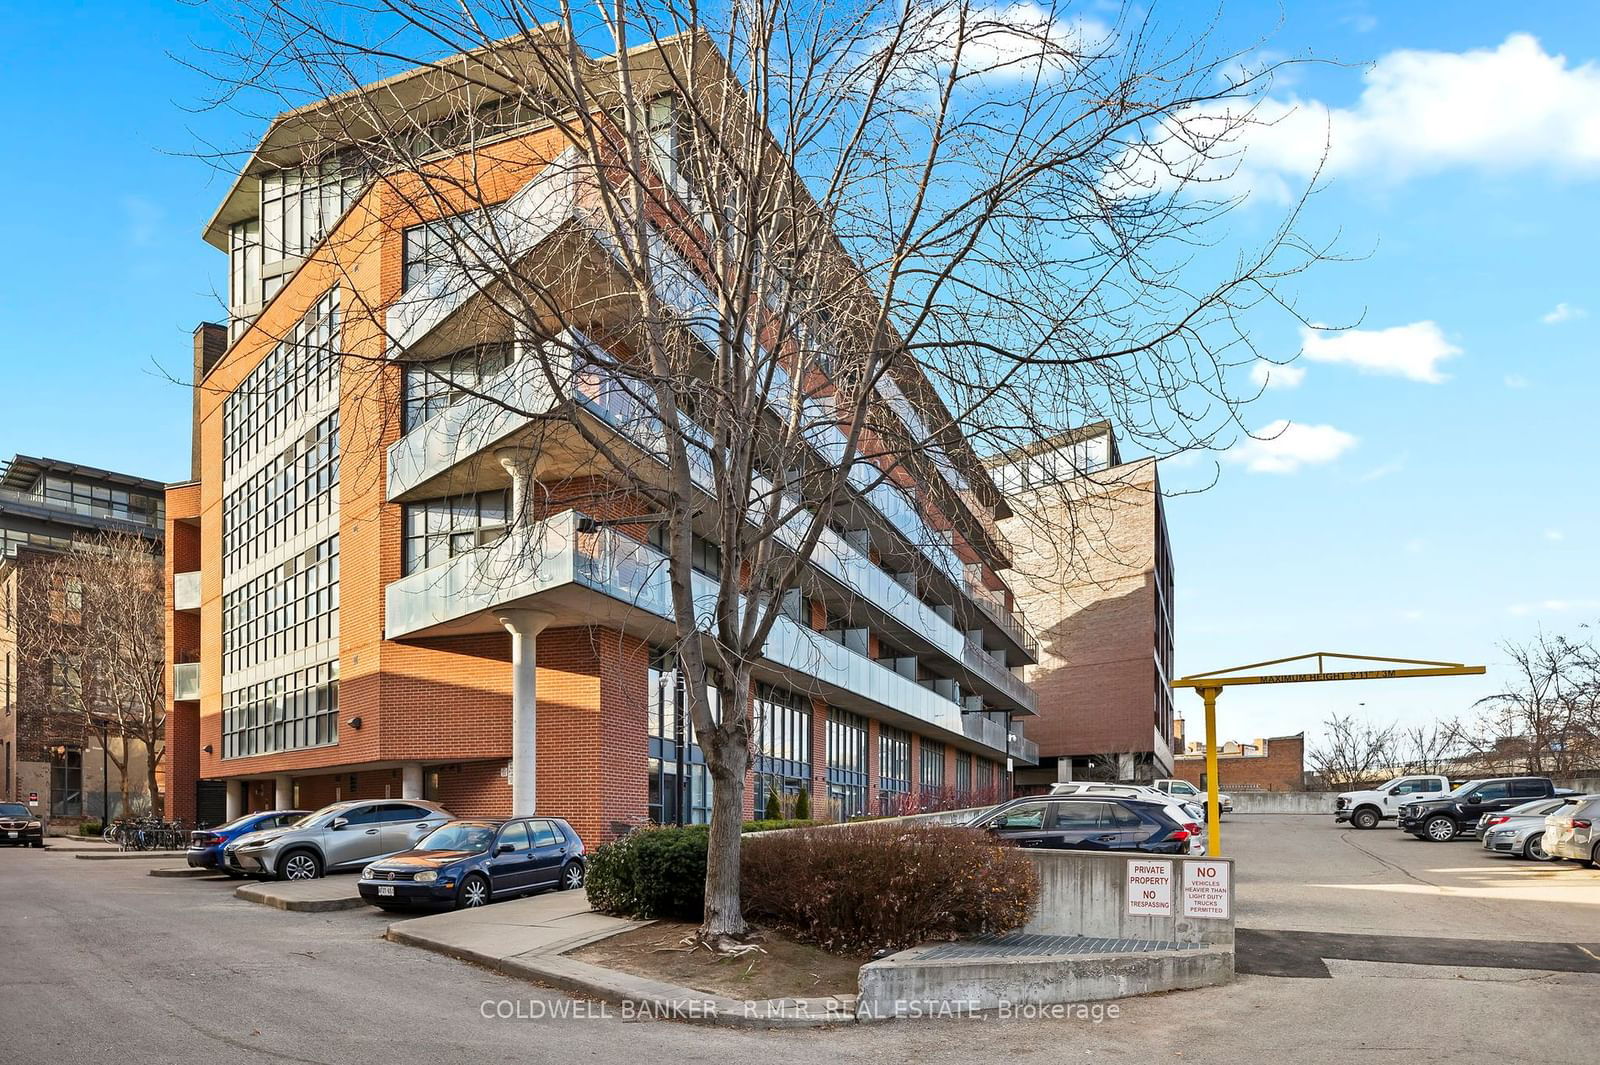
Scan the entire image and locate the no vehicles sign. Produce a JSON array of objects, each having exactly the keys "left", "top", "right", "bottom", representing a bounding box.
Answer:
[
  {"left": 1124, "top": 859, "right": 1174, "bottom": 917},
  {"left": 1182, "top": 861, "right": 1231, "bottom": 919}
]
